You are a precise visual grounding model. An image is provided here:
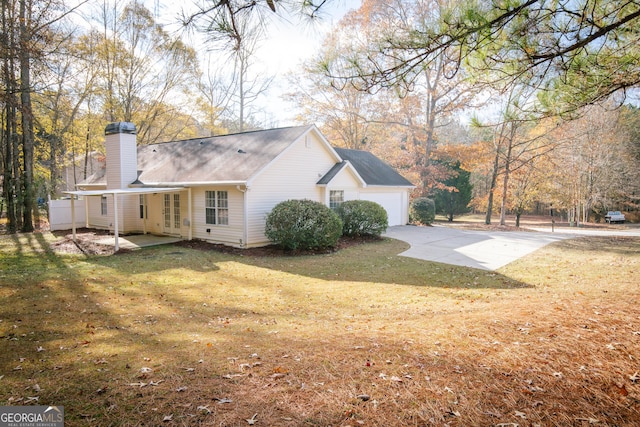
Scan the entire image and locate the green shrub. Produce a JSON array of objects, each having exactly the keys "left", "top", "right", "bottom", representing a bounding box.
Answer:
[
  {"left": 265, "top": 199, "right": 343, "bottom": 250},
  {"left": 410, "top": 197, "right": 435, "bottom": 225},
  {"left": 336, "top": 200, "right": 388, "bottom": 237}
]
